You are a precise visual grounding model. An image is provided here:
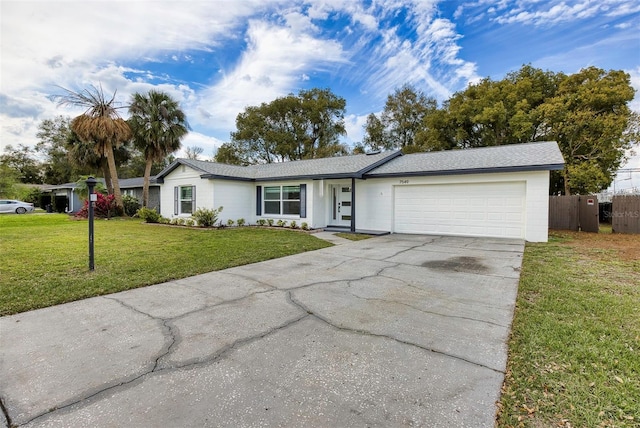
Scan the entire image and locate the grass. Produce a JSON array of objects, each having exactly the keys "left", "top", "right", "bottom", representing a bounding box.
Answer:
[
  {"left": 334, "top": 232, "right": 372, "bottom": 241},
  {"left": 0, "top": 214, "right": 331, "bottom": 316},
  {"left": 497, "top": 229, "right": 640, "bottom": 427}
]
